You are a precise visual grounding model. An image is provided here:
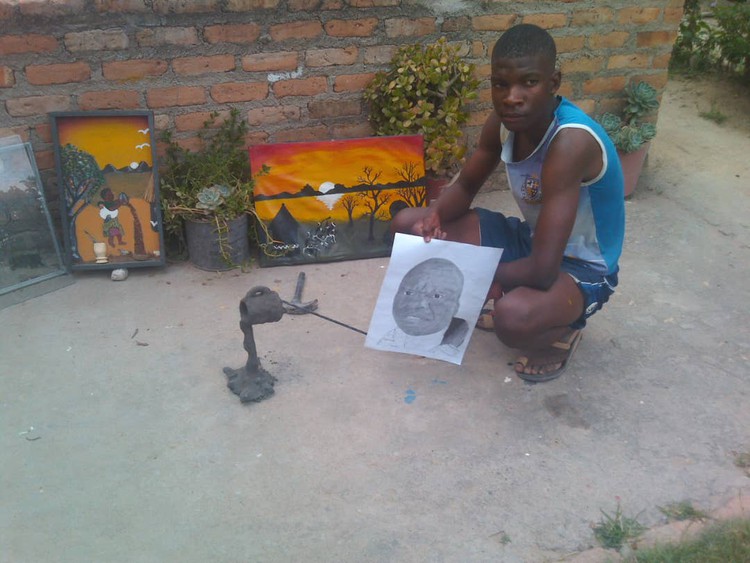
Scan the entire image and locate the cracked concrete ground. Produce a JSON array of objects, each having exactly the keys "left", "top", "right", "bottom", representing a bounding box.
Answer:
[{"left": 2, "top": 75, "right": 749, "bottom": 562}]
